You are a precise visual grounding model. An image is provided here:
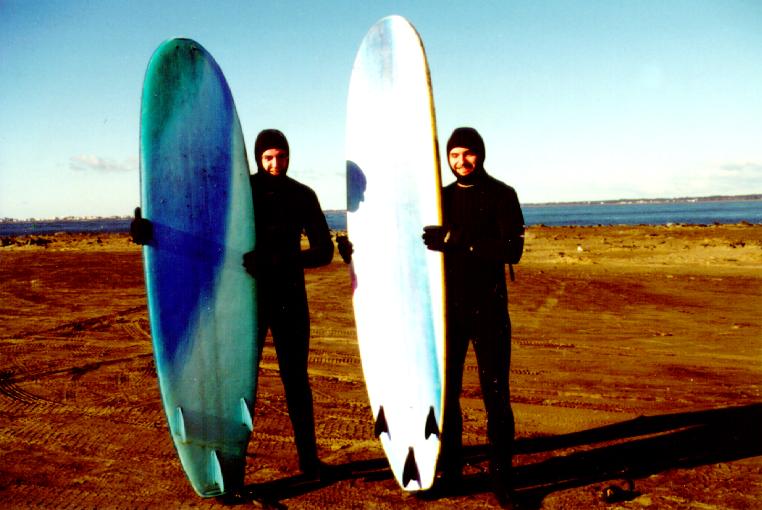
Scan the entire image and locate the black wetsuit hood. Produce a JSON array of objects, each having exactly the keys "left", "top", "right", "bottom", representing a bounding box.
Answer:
[
  {"left": 447, "top": 127, "right": 487, "bottom": 186},
  {"left": 254, "top": 129, "right": 290, "bottom": 180}
]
